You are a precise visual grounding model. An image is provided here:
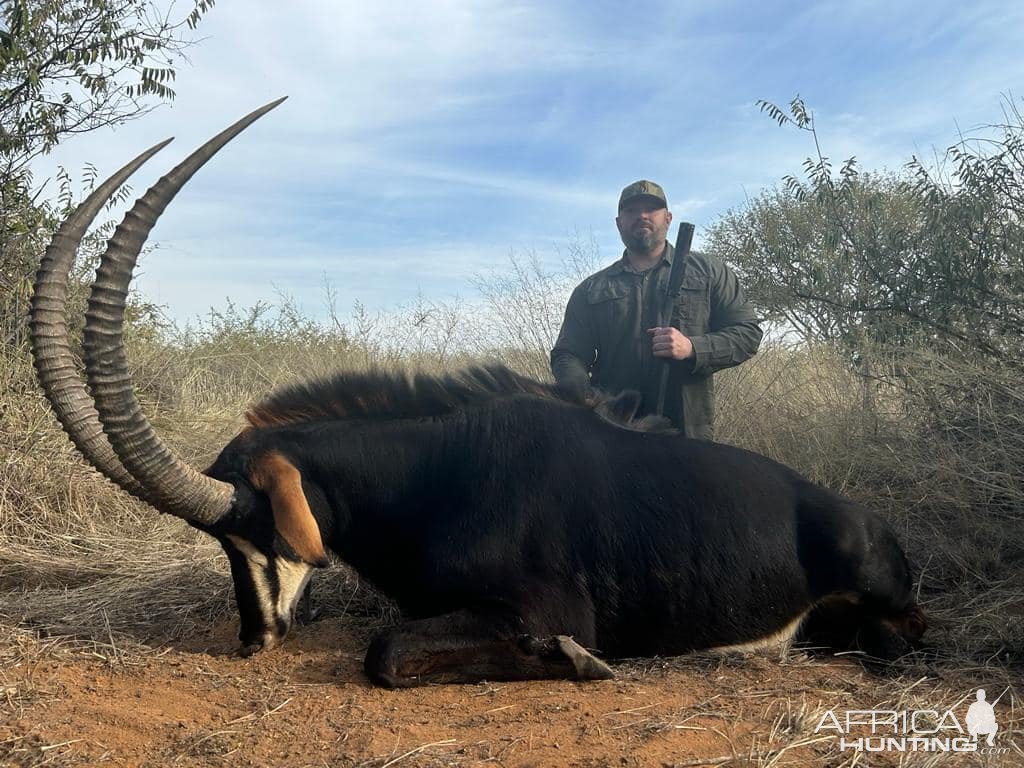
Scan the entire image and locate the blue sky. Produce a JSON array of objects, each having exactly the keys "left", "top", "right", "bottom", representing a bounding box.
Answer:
[{"left": 33, "top": 0, "right": 1024, "bottom": 325}]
